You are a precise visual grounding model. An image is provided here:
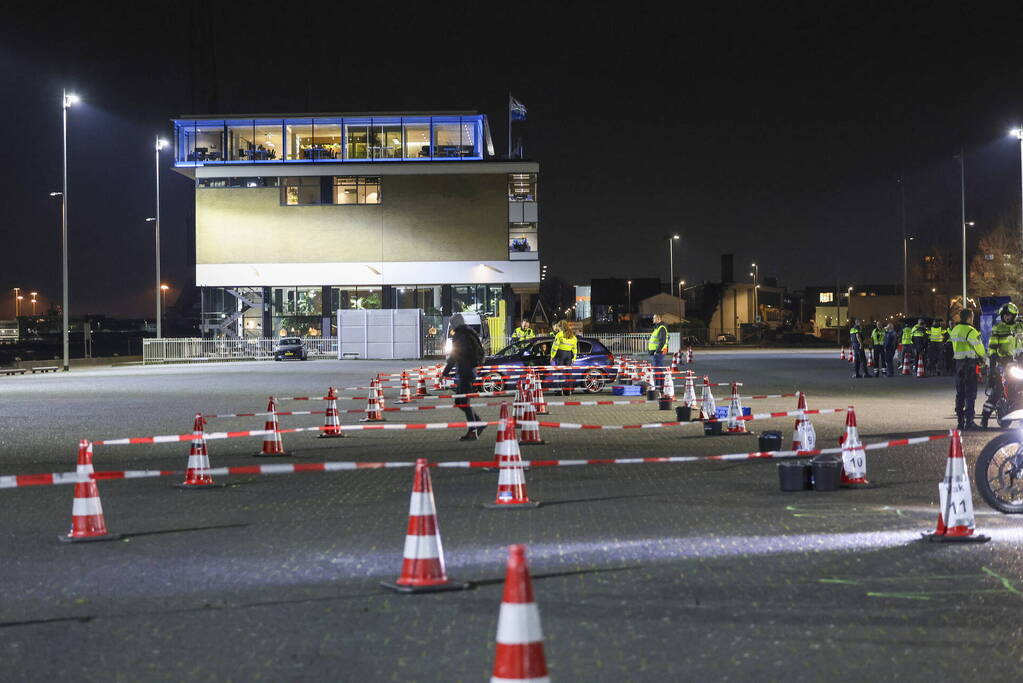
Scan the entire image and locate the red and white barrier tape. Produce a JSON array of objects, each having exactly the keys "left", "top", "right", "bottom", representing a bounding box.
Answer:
[
  {"left": 205, "top": 401, "right": 514, "bottom": 419},
  {"left": 0, "top": 433, "right": 952, "bottom": 489},
  {"left": 536, "top": 408, "right": 847, "bottom": 430}
]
